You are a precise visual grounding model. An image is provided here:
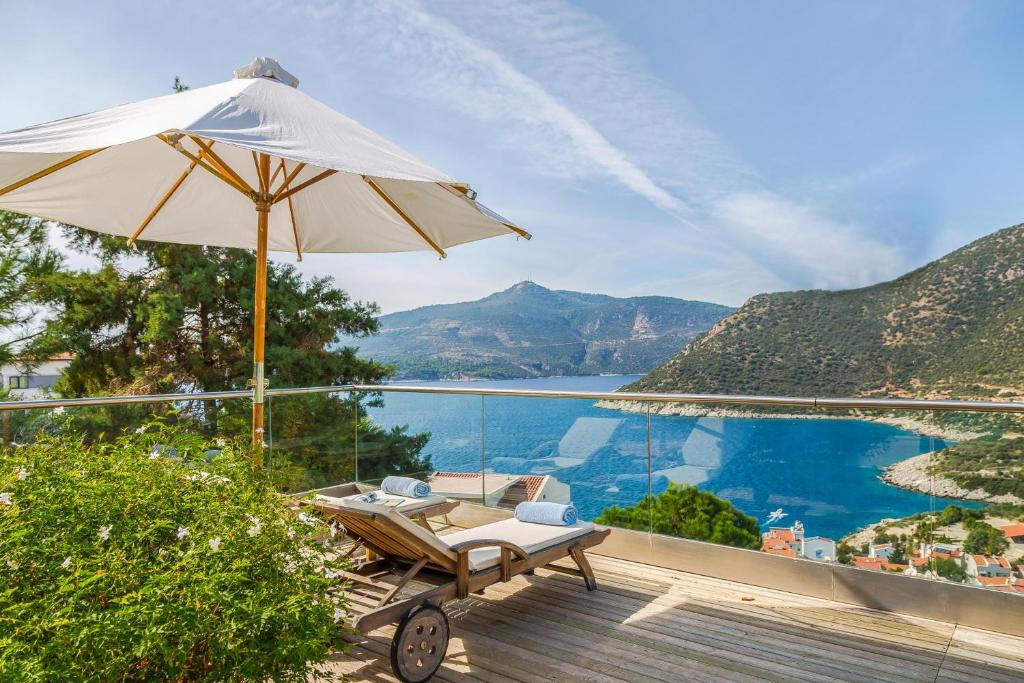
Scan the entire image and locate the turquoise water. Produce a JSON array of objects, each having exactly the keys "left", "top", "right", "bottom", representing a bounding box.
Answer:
[{"left": 367, "top": 375, "right": 975, "bottom": 540}]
